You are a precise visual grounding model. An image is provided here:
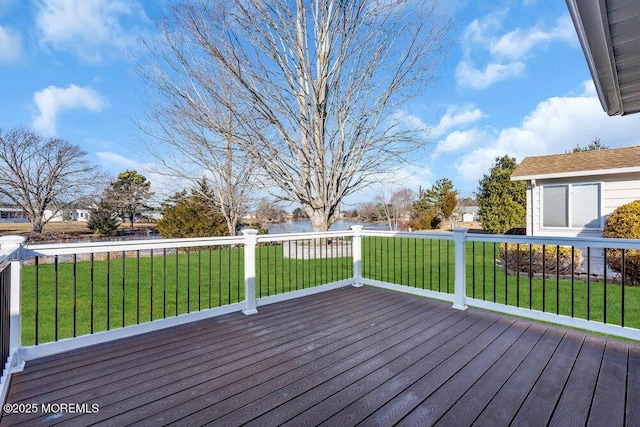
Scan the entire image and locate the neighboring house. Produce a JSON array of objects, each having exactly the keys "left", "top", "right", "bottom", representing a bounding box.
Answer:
[
  {"left": 460, "top": 206, "right": 480, "bottom": 223},
  {"left": 43, "top": 208, "right": 91, "bottom": 222},
  {"left": 511, "top": 146, "right": 640, "bottom": 238},
  {"left": 0, "top": 206, "right": 28, "bottom": 222}
]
